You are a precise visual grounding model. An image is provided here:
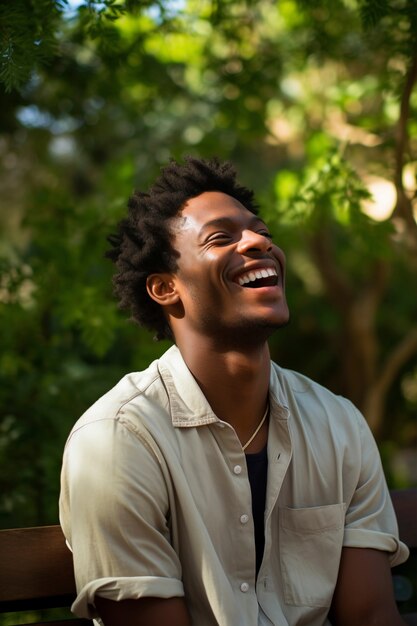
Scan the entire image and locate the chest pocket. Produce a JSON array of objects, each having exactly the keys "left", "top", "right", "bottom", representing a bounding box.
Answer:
[{"left": 279, "top": 503, "right": 346, "bottom": 607}]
